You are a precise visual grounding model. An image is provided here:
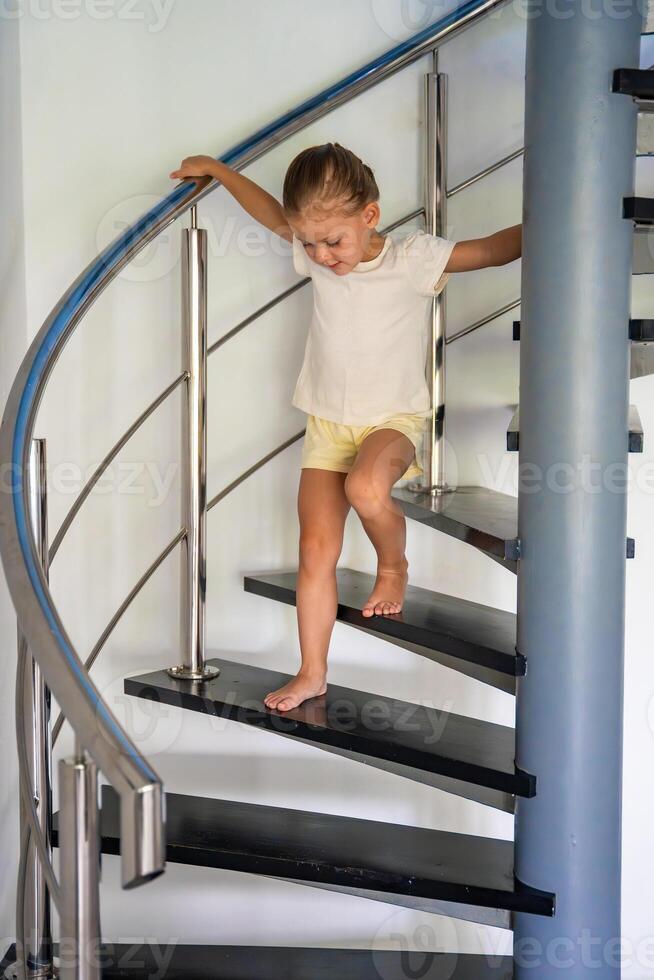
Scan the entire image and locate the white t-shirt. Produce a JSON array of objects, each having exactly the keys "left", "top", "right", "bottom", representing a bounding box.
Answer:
[{"left": 290, "top": 228, "right": 456, "bottom": 426}]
